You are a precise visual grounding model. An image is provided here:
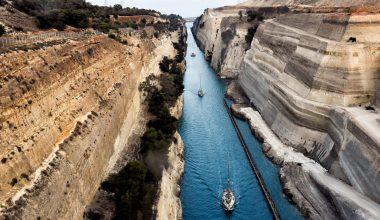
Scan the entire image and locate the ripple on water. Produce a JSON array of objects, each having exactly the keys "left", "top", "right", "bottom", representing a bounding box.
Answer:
[{"left": 180, "top": 24, "right": 303, "bottom": 220}]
